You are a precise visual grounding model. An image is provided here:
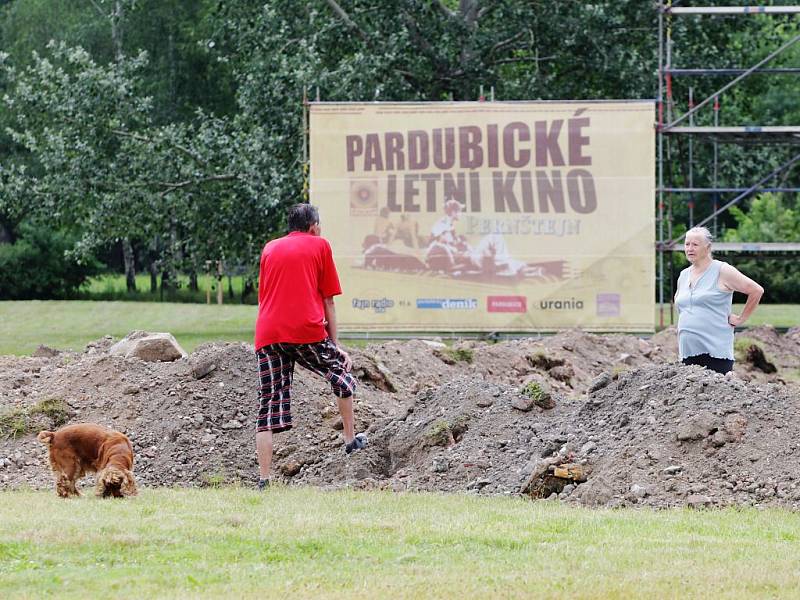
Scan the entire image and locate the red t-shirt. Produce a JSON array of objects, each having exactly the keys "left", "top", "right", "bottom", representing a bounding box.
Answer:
[{"left": 254, "top": 231, "right": 342, "bottom": 348}]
